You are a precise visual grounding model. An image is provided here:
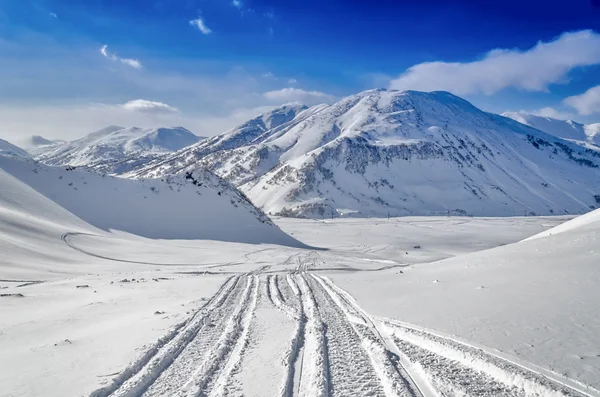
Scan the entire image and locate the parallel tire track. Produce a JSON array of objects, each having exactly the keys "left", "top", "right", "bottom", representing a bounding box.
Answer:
[
  {"left": 306, "top": 275, "right": 416, "bottom": 397},
  {"left": 166, "top": 276, "right": 258, "bottom": 397},
  {"left": 295, "top": 274, "right": 330, "bottom": 397},
  {"left": 381, "top": 320, "right": 594, "bottom": 397},
  {"left": 90, "top": 275, "right": 240, "bottom": 397}
]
